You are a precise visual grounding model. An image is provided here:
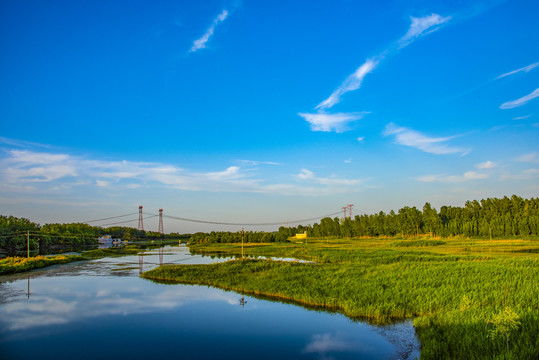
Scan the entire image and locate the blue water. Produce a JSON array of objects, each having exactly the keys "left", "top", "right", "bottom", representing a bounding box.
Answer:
[{"left": 0, "top": 246, "right": 420, "bottom": 359}]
